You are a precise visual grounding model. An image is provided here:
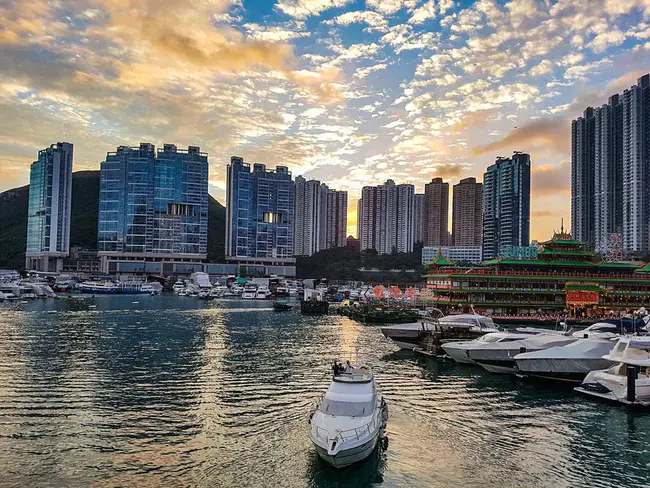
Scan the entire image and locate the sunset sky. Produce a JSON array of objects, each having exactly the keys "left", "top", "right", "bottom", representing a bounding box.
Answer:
[{"left": 1, "top": 0, "right": 650, "bottom": 240}]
